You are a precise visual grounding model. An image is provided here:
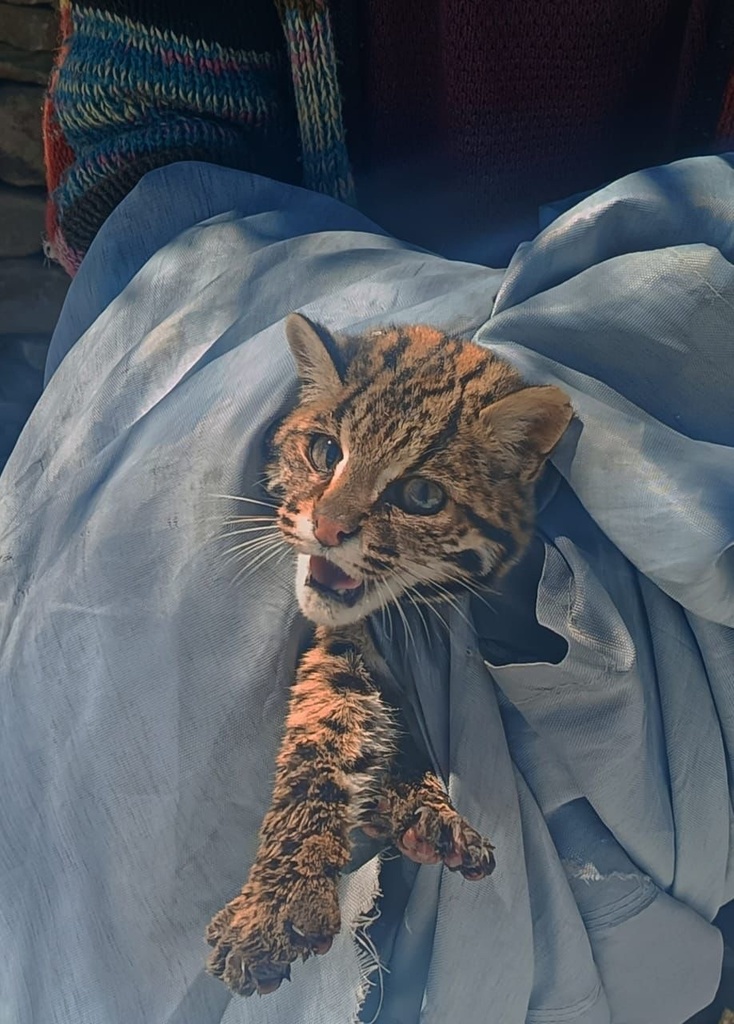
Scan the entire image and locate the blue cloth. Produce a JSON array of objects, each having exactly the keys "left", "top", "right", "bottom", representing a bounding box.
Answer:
[
  {"left": 0, "top": 334, "right": 48, "bottom": 473},
  {"left": 1, "top": 156, "right": 732, "bottom": 1024}
]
